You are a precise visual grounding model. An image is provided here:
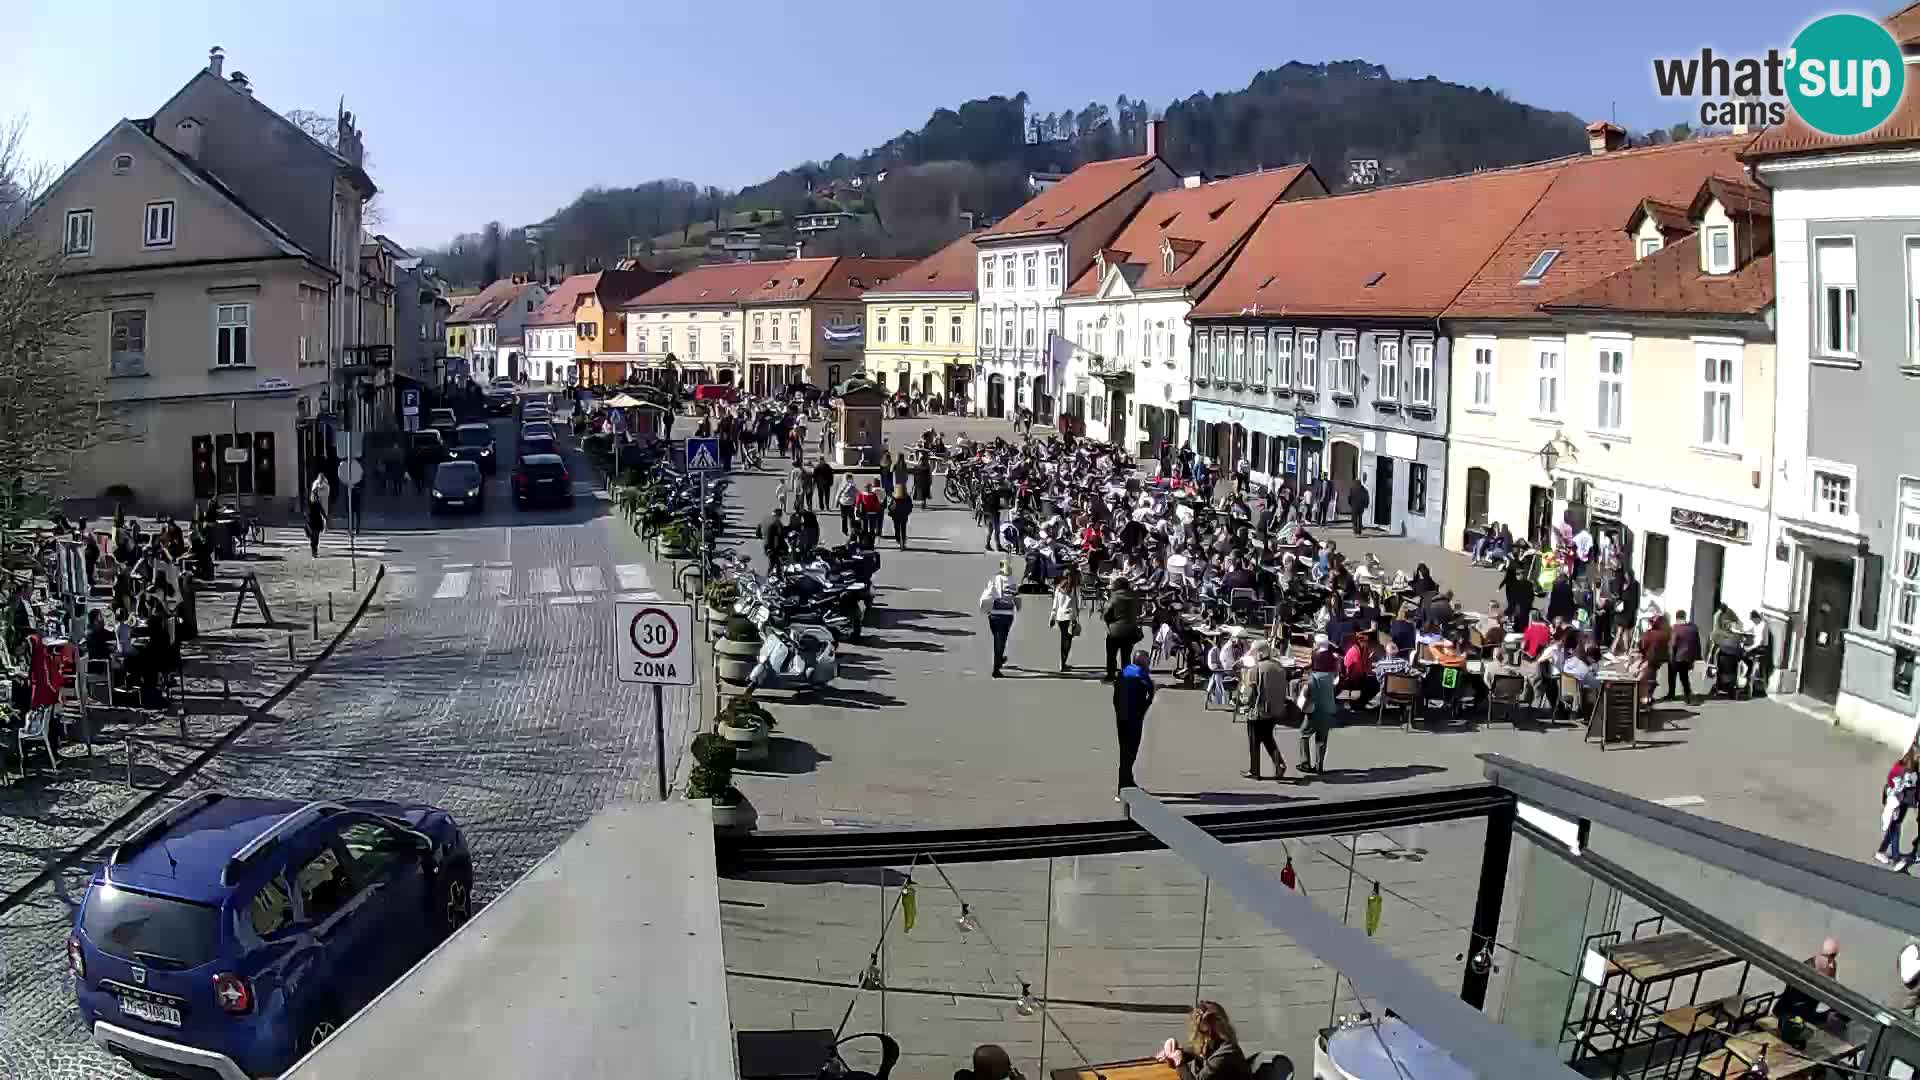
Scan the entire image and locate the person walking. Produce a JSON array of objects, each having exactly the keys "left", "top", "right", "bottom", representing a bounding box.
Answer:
[
  {"left": 888, "top": 485, "right": 914, "bottom": 549},
  {"left": 1669, "top": 609, "right": 1702, "bottom": 704},
  {"left": 1050, "top": 568, "right": 1081, "bottom": 671},
  {"left": 1112, "top": 649, "right": 1156, "bottom": 797},
  {"left": 835, "top": 472, "right": 858, "bottom": 538},
  {"left": 760, "top": 507, "right": 788, "bottom": 572},
  {"left": 981, "top": 480, "right": 1005, "bottom": 552},
  {"left": 1314, "top": 474, "right": 1335, "bottom": 526},
  {"left": 1102, "top": 580, "right": 1142, "bottom": 682},
  {"left": 1245, "top": 640, "right": 1289, "bottom": 780},
  {"left": 914, "top": 452, "right": 934, "bottom": 503},
  {"left": 1879, "top": 748, "right": 1919, "bottom": 868},
  {"left": 977, "top": 560, "right": 1020, "bottom": 678},
  {"left": 812, "top": 458, "right": 835, "bottom": 511},
  {"left": 1299, "top": 643, "right": 1338, "bottom": 775},
  {"left": 857, "top": 481, "right": 885, "bottom": 550},
  {"left": 1345, "top": 480, "right": 1370, "bottom": 536},
  {"left": 1638, "top": 614, "right": 1672, "bottom": 708},
  {"left": 305, "top": 473, "right": 330, "bottom": 558}
]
